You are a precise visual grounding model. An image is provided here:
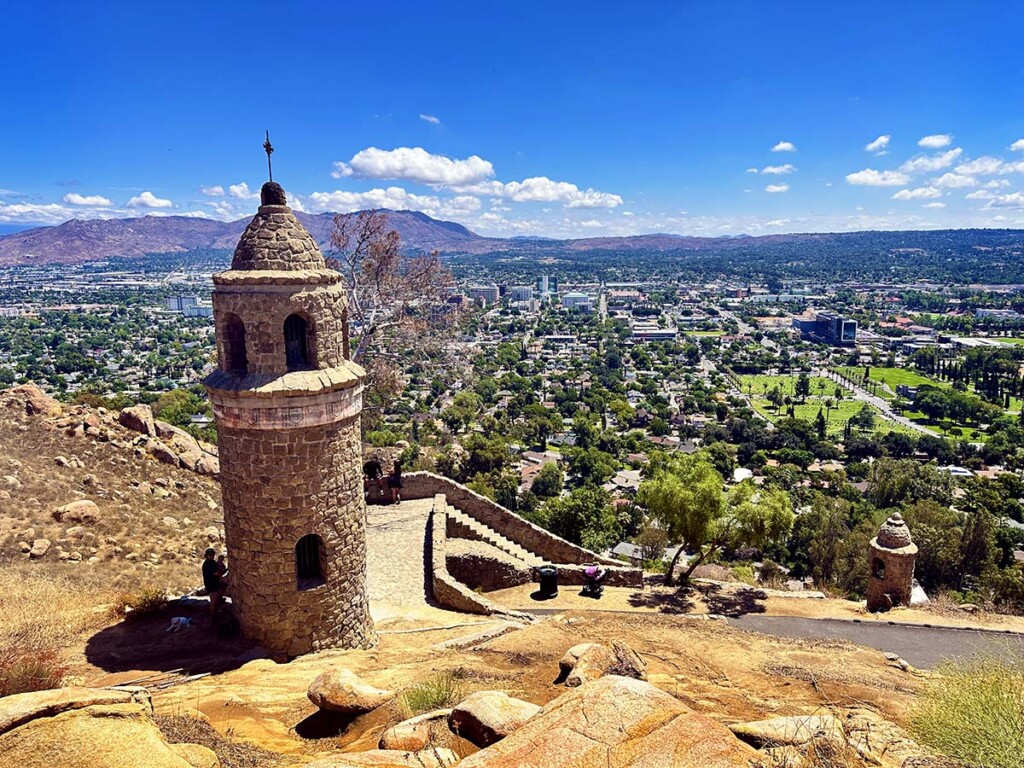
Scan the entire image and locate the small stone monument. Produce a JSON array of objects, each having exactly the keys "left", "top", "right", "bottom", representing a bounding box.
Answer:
[
  {"left": 866, "top": 512, "right": 917, "bottom": 612},
  {"left": 203, "top": 178, "right": 376, "bottom": 656}
]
